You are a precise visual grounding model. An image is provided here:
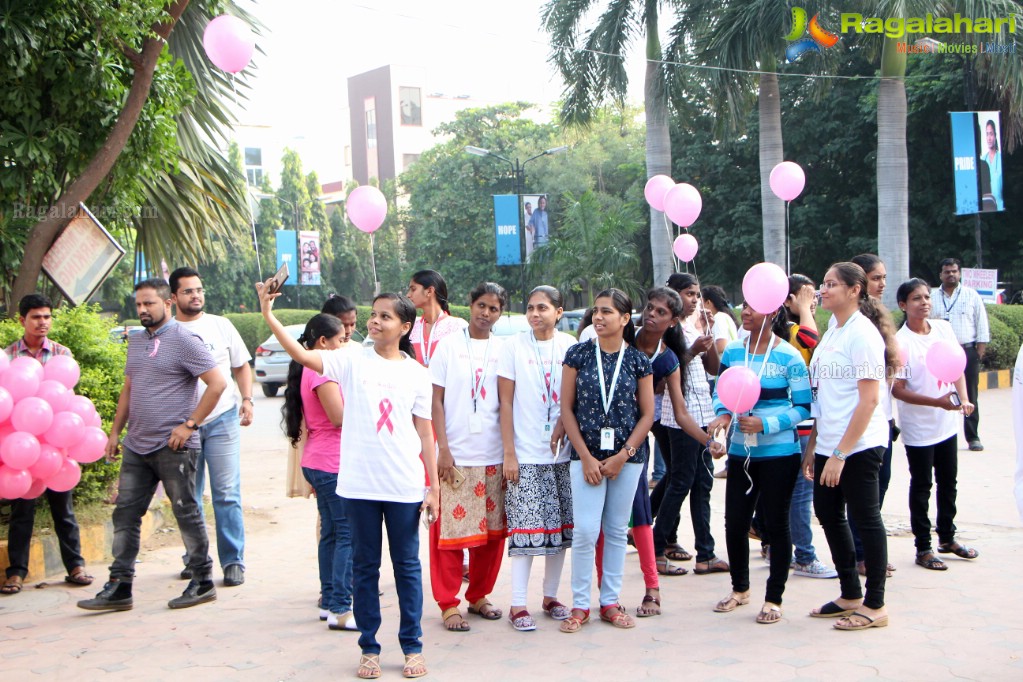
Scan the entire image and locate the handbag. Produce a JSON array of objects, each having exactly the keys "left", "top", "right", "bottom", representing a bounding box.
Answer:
[{"left": 286, "top": 419, "right": 314, "bottom": 498}]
